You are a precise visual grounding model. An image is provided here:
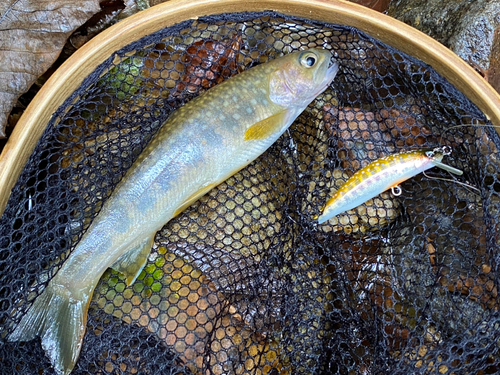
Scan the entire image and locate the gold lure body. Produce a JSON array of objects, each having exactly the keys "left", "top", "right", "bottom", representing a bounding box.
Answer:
[{"left": 318, "top": 148, "right": 462, "bottom": 224}]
